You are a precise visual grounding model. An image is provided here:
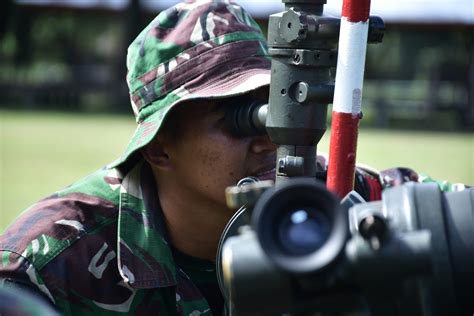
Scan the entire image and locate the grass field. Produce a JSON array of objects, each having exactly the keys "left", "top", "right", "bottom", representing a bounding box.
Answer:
[{"left": 1, "top": 109, "right": 473, "bottom": 232}]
